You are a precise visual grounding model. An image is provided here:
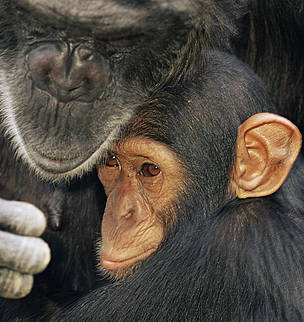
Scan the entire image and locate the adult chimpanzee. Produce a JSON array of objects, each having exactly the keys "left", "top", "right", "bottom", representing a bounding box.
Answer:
[
  {"left": 46, "top": 51, "right": 304, "bottom": 321},
  {"left": 0, "top": 0, "right": 304, "bottom": 319}
]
